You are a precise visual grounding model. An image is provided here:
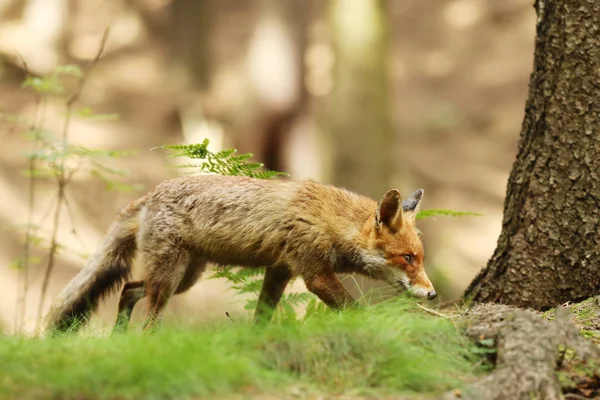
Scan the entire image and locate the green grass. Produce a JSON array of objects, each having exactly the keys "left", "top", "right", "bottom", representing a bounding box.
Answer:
[{"left": 0, "top": 299, "right": 483, "bottom": 399}]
